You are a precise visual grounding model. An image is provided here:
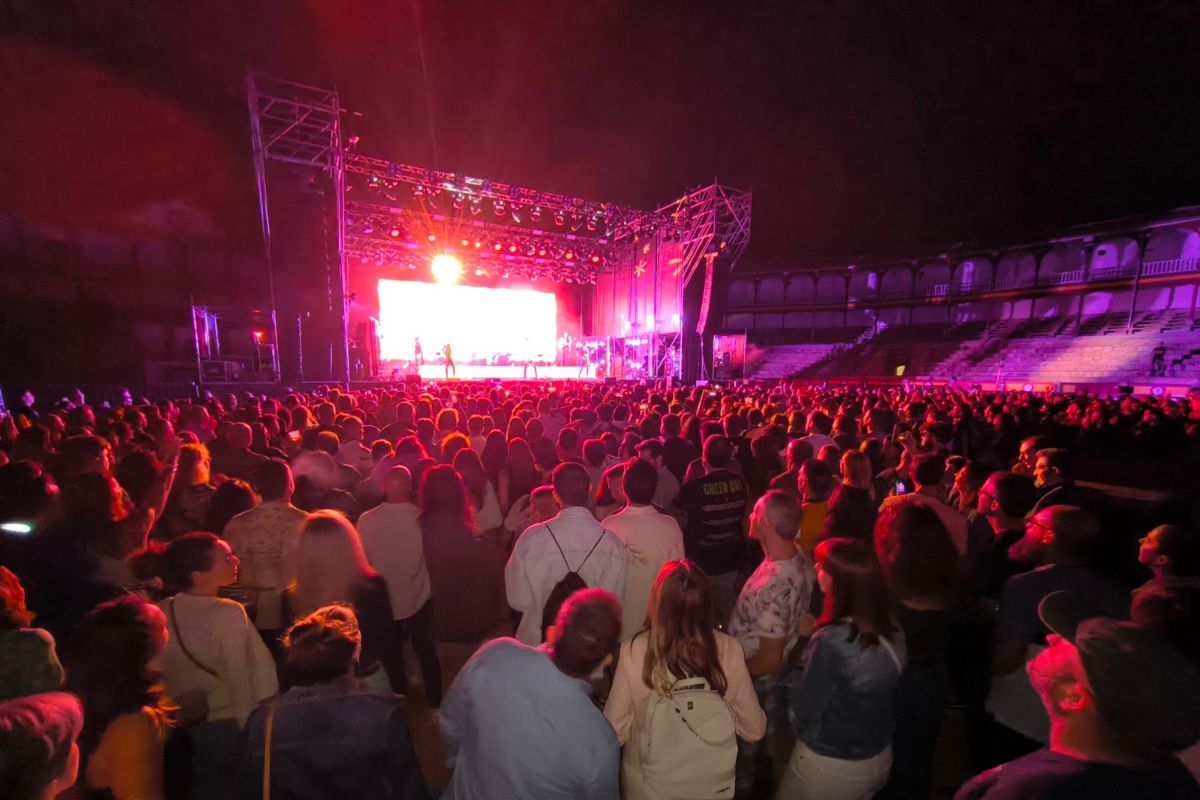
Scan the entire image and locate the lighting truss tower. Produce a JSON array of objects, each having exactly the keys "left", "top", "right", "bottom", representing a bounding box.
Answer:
[
  {"left": 246, "top": 72, "right": 349, "bottom": 385},
  {"left": 643, "top": 184, "right": 752, "bottom": 380}
]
